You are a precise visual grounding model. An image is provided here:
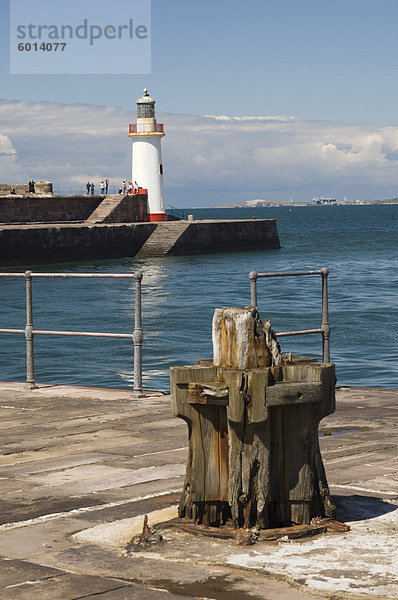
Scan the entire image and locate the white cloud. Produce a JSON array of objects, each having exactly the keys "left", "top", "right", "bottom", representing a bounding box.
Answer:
[
  {"left": 0, "top": 99, "right": 131, "bottom": 191},
  {"left": 0, "top": 134, "right": 16, "bottom": 157},
  {"left": 0, "top": 132, "right": 21, "bottom": 179},
  {"left": 1, "top": 98, "right": 398, "bottom": 203}
]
